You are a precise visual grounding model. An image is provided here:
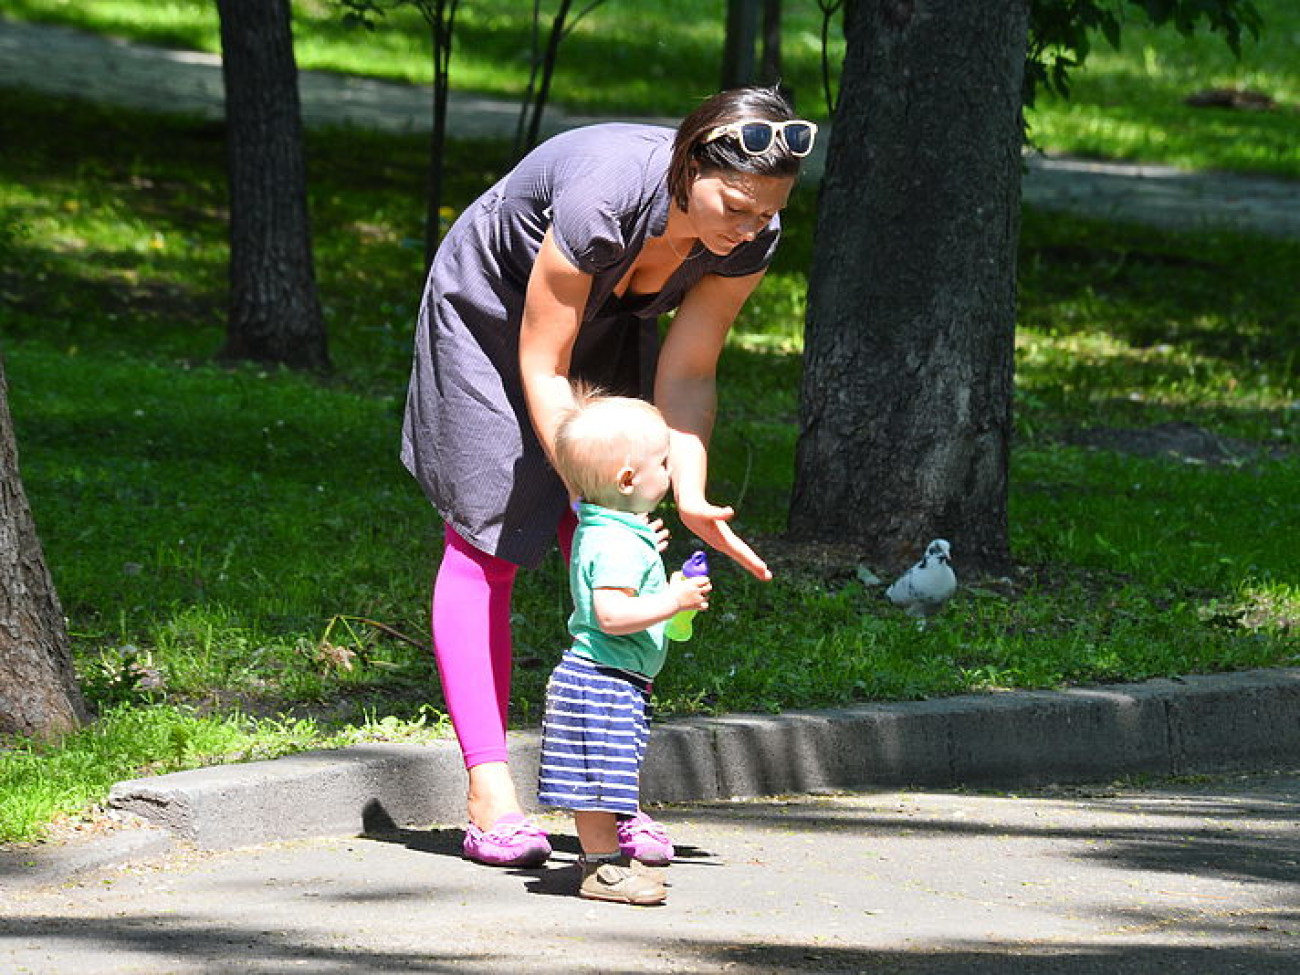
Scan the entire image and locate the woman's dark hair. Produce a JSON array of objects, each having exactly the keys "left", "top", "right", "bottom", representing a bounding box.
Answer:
[{"left": 668, "top": 85, "right": 802, "bottom": 210}]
